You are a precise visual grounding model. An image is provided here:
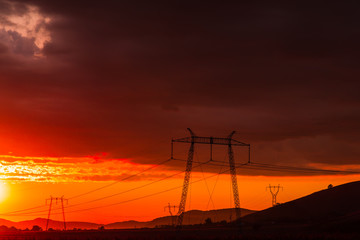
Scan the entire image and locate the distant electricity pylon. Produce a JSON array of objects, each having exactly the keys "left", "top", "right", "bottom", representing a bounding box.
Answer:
[
  {"left": 46, "top": 196, "right": 68, "bottom": 231},
  {"left": 171, "top": 128, "right": 250, "bottom": 227},
  {"left": 266, "top": 184, "right": 283, "bottom": 206},
  {"left": 164, "top": 203, "right": 178, "bottom": 226}
]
